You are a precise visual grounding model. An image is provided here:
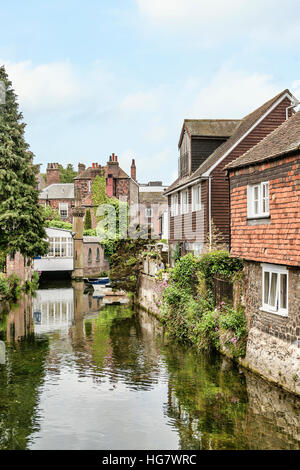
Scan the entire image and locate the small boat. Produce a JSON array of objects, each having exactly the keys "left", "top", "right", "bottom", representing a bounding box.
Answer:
[{"left": 84, "top": 277, "right": 110, "bottom": 286}]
